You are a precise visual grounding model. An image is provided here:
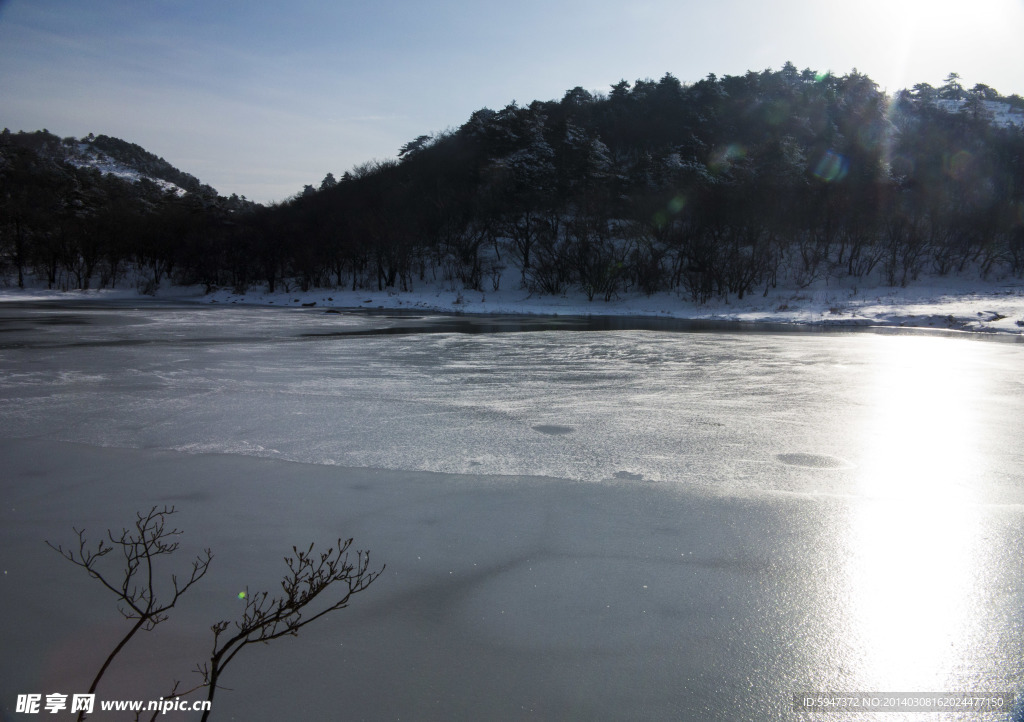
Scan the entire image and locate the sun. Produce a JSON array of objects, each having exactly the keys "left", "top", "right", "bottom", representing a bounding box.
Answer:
[{"left": 815, "top": 0, "right": 1024, "bottom": 95}]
